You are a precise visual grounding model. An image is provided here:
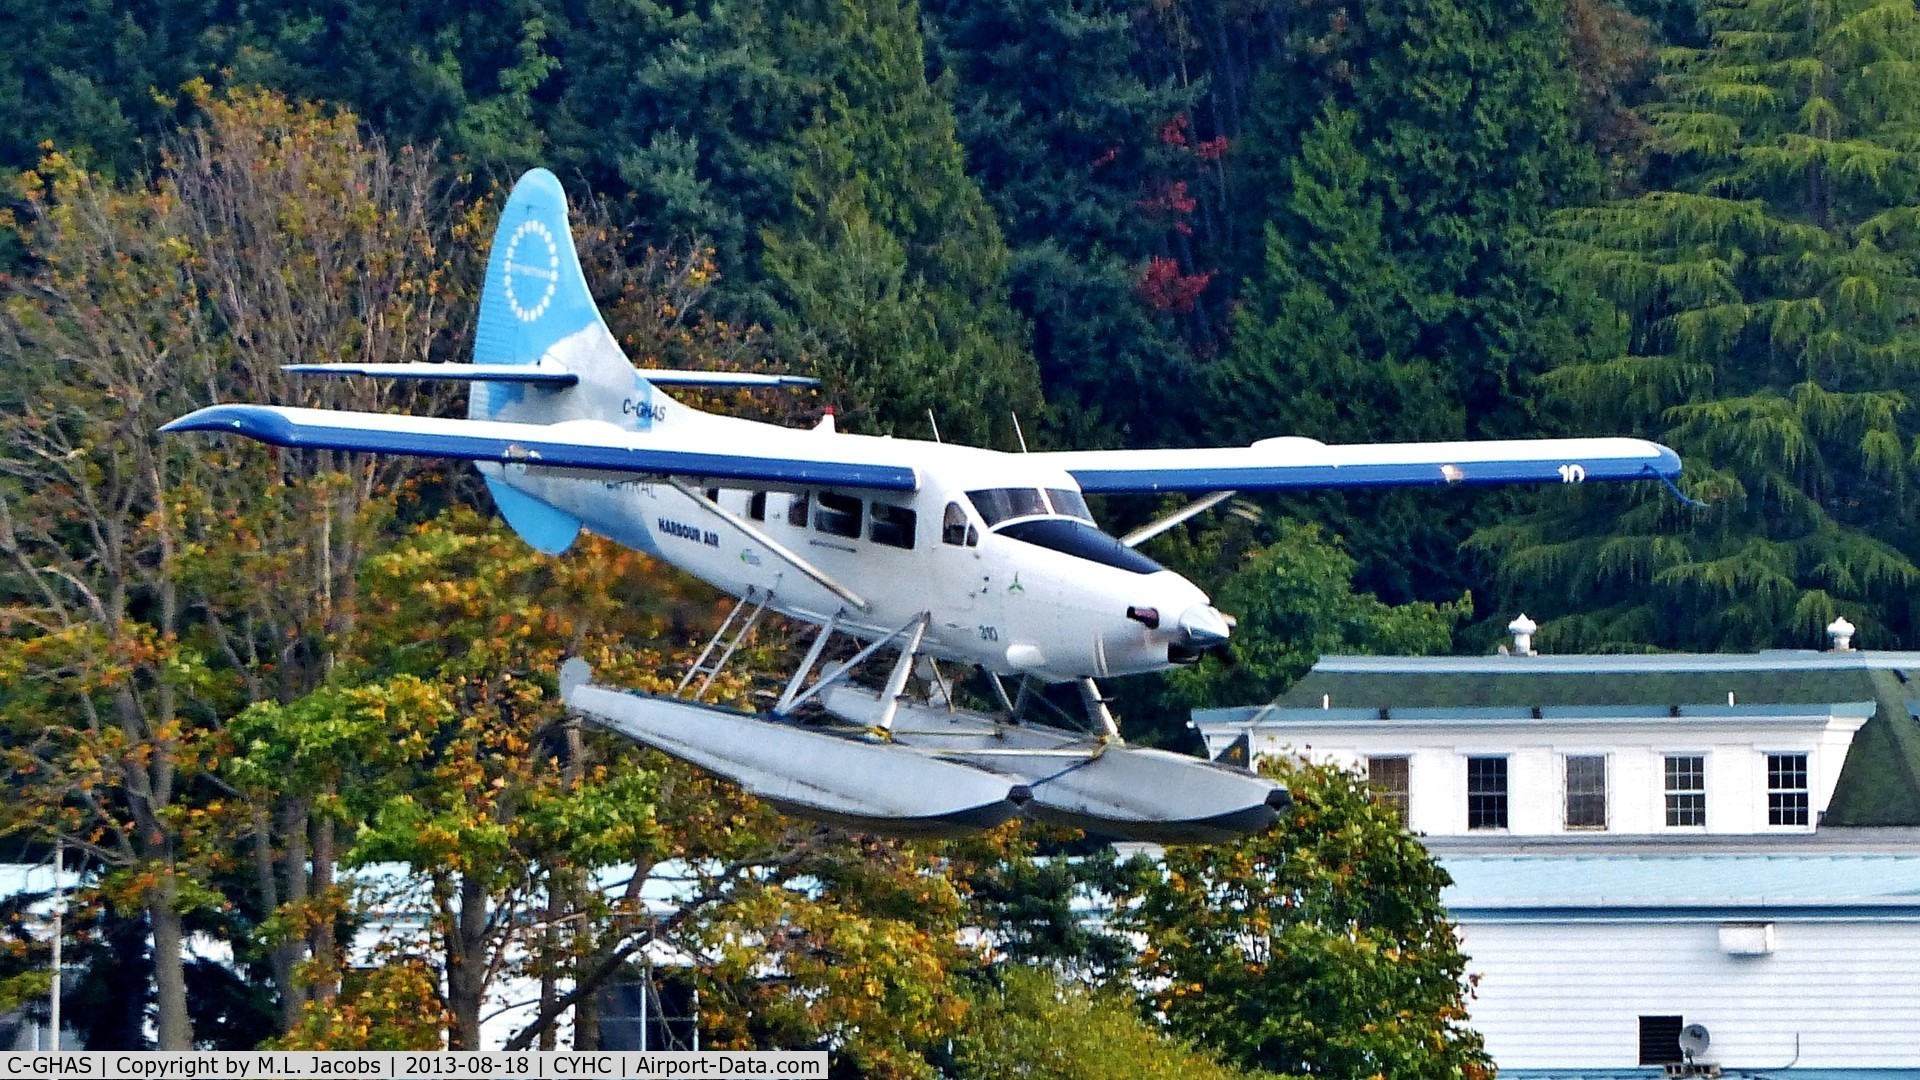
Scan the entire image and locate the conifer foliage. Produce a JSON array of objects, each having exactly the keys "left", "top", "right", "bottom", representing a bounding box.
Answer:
[{"left": 1478, "top": 0, "right": 1920, "bottom": 650}]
